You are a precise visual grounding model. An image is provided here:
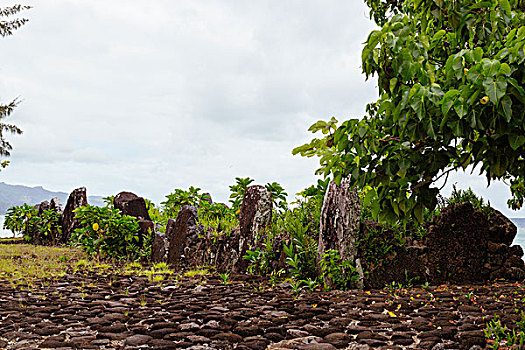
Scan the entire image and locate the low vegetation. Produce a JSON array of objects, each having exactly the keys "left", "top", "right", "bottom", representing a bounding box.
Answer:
[{"left": 2, "top": 175, "right": 509, "bottom": 293}]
